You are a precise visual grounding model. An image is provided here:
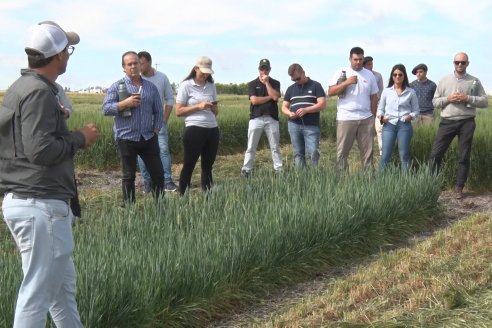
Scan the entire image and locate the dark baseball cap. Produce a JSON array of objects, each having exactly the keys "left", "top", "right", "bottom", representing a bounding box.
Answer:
[
  {"left": 363, "top": 56, "right": 374, "bottom": 65},
  {"left": 258, "top": 58, "right": 271, "bottom": 70},
  {"left": 412, "top": 63, "right": 428, "bottom": 75}
]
